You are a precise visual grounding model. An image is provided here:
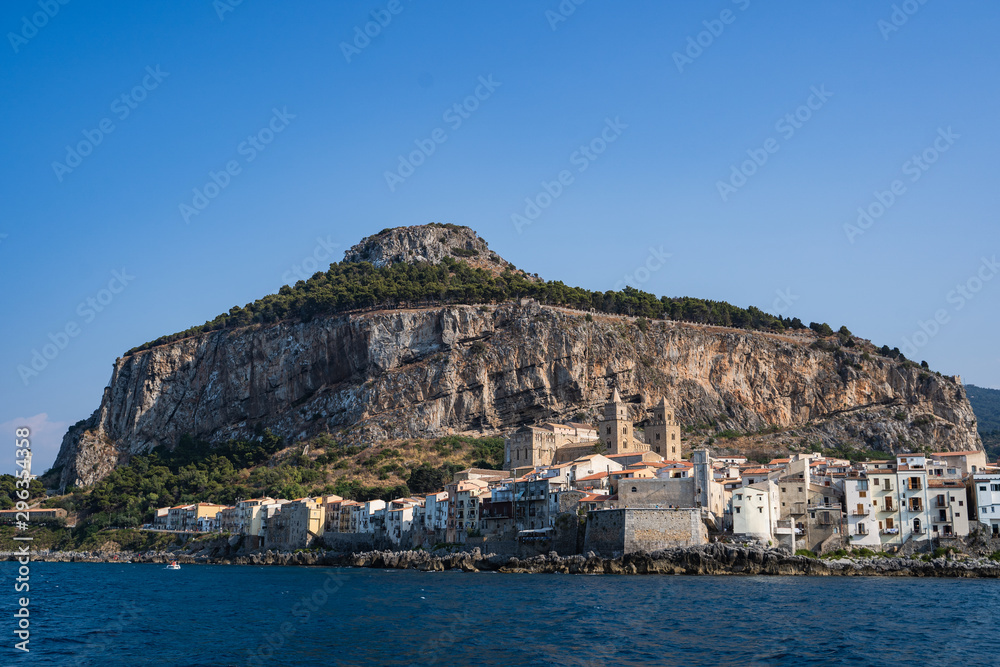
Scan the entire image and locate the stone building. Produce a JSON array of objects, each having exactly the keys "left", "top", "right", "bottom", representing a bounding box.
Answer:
[
  {"left": 504, "top": 390, "right": 683, "bottom": 470},
  {"left": 643, "top": 397, "right": 682, "bottom": 459},
  {"left": 598, "top": 388, "right": 637, "bottom": 454},
  {"left": 265, "top": 497, "right": 325, "bottom": 551},
  {"left": 583, "top": 508, "right": 708, "bottom": 557}
]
